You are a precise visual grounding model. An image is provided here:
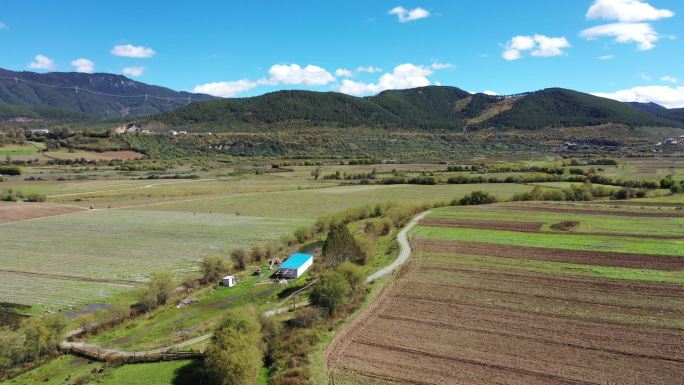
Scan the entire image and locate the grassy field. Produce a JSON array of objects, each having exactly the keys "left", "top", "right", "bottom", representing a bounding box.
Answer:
[
  {"left": 0, "top": 209, "right": 305, "bottom": 311},
  {"left": 0, "top": 142, "right": 44, "bottom": 156}
]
